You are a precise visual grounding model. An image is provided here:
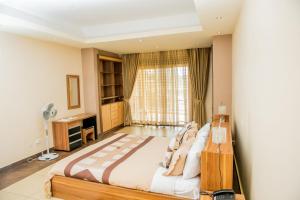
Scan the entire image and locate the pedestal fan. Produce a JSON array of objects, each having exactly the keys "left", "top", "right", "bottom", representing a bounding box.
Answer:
[{"left": 38, "top": 103, "right": 59, "bottom": 161}]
